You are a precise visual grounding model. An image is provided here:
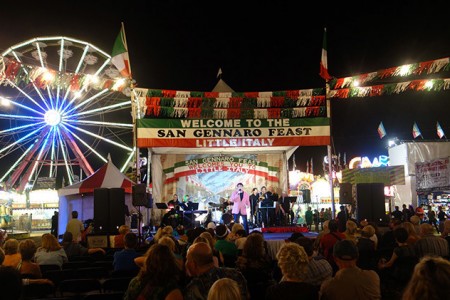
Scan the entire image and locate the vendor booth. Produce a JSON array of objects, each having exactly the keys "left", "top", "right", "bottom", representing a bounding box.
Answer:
[{"left": 57, "top": 158, "right": 136, "bottom": 236}]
